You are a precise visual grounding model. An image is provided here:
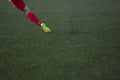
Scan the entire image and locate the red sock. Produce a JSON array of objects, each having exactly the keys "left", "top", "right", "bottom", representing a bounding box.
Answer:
[{"left": 26, "top": 12, "right": 41, "bottom": 25}]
